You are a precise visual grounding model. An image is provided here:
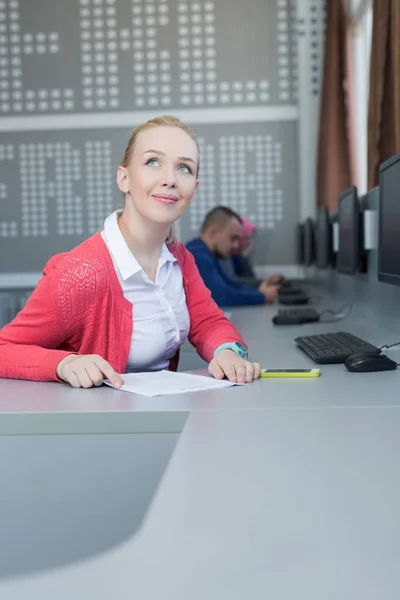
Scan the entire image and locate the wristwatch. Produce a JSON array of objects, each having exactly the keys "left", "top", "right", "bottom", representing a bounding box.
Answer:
[{"left": 213, "top": 341, "right": 248, "bottom": 359}]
